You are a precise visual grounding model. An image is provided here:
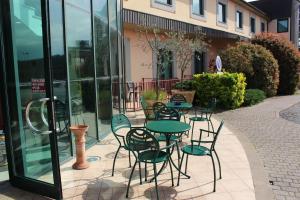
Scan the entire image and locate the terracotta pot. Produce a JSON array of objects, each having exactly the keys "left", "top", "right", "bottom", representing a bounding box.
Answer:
[
  {"left": 69, "top": 125, "right": 89, "bottom": 170},
  {"left": 171, "top": 90, "right": 196, "bottom": 104}
]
